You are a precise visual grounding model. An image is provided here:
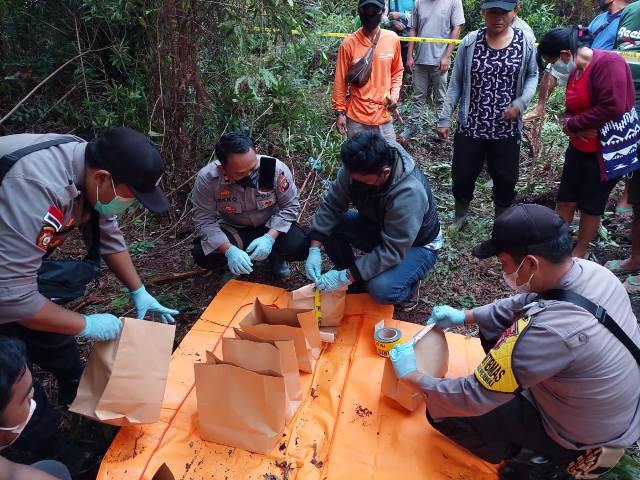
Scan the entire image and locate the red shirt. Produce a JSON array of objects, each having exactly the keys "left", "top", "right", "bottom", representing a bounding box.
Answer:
[{"left": 566, "top": 63, "right": 599, "bottom": 152}]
